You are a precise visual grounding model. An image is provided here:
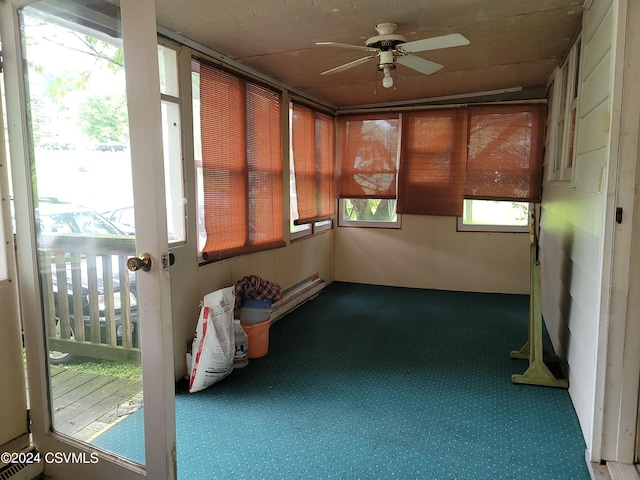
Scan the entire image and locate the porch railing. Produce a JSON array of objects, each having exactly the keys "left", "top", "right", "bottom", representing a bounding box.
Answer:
[{"left": 38, "top": 234, "right": 140, "bottom": 363}]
